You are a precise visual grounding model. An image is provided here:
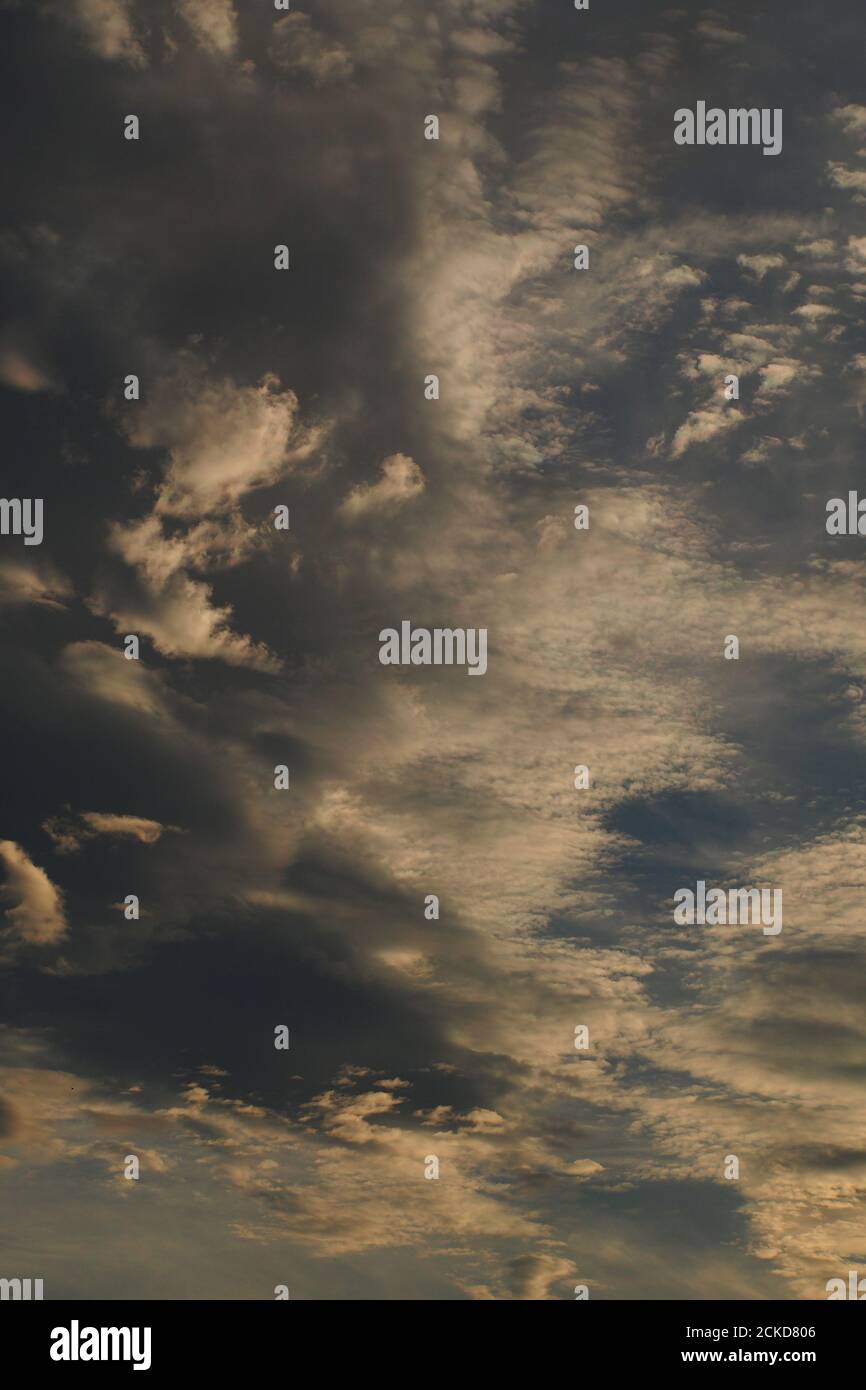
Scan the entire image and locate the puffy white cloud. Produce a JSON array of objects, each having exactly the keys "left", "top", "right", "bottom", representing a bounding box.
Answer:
[
  {"left": 0, "top": 842, "right": 67, "bottom": 945},
  {"left": 844, "top": 235, "right": 866, "bottom": 271},
  {"left": 670, "top": 404, "right": 745, "bottom": 457},
  {"left": 831, "top": 103, "right": 866, "bottom": 137},
  {"left": 737, "top": 253, "right": 785, "bottom": 280},
  {"left": 176, "top": 0, "right": 238, "bottom": 57},
  {"left": 94, "top": 512, "right": 282, "bottom": 671},
  {"left": 90, "top": 565, "right": 282, "bottom": 671},
  {"left": 827, "top": 161, "right": 866, "bottom": 196},
  {"left": 338, "top": 453, "right": 425, "bottom": 522},
  {"left": 61, "top": 0, "right": 146, "bottom": 67},
  {"left": 96, "top": 360, "right": 330, "bottom": 668},
  {"left": 122, "top": 364, "right": 326, "bottom": 518}
]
